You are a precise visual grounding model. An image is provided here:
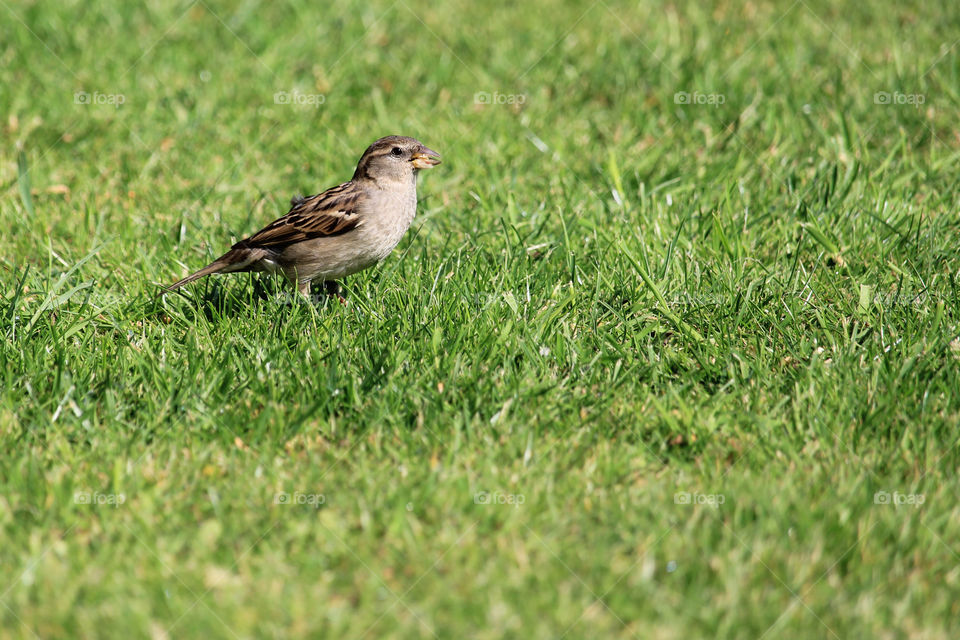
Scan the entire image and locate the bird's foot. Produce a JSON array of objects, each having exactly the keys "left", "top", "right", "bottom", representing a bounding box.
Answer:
[
  {"left": 296, "top": 280, "right": 347, "bottom": 305},
  {"left": 322, "top": 280, "right": 348, "bottom": 305}
]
